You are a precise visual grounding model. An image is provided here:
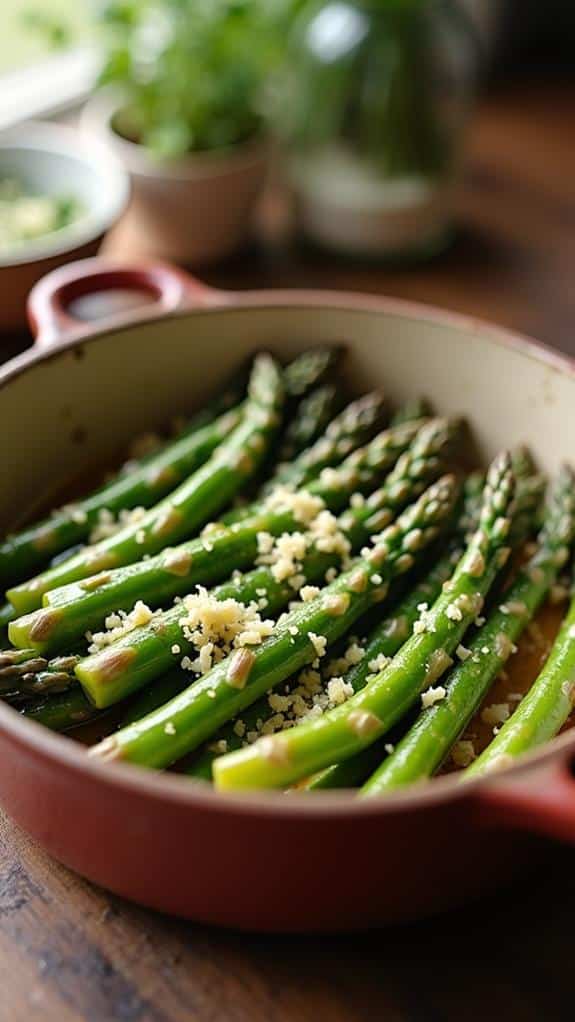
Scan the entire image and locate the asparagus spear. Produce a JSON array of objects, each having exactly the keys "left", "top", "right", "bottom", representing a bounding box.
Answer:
[
  {"left": 11, "top": 663, "right": 184, "bottom": 733},
  {"left": 391, "top": 398, "right": 432, "bottom": 426},
  {"left": 88, "top": 475, "right": 458, "bottom": 768},
  {"left": 0, "top": 649, "right": 80, "bottom": 699},
  {"left": 261, "top": 393, "right": 387, "bottom": 494},
  {"left": 282, "top": 346, "right": 344, "bottom": 400},
  {"left": 0, "top": 347, "right": 339, "bottom": 594},
  {"left": 227, "top": 348, "right": 346, "bottom": 504},
  {"left": 209, "top": 345, "right": 340, "bottom": 419},
  {"left": 181, "top": 420, "right": 458, "bottom": 776},
  {"left": 278, "top": 384, "right": 341, "bottom": 461},
  {"left": 306, "top": 465, "right": 544, "bottom": 791},
  {"left": 362, "top": 467, "right": 575, "bottom": 795},
  {"left": 307, "top": 554, "right": 473, "bottom": 790},
  {"left": 22, "top": 687, "right": 99, "bottom": 731},
  {"left": 222, "top": 392, "right": 388, "bottom": 526},
  {"left": 2, "top": 417, "right": 453, "bottom": 707},
  {"left": 10, "top": 420, "right": 423, "bottom": 655},
  {"left": 0, "top": 408, "right": 246, "bottom": 591},
  {"left": 0, "top": 602, "right": 14, "bottom": 639},
  {"left": 170, "top": 354, "right": 259, "bottom": 429},
  {"left": 213, "top": 453, "right": 516, "bottom": 791},
  {"left": 465, "top": 595, "right": 575, "bottom": 777},
  {"left": 7, "top": 354, "right": 284, "bottom": 615},
  {"left": 75, "top": 418, "right": 455, "bottom": 709},
  {"left": 17, "top": 664, "right": 192, "bottom": 733},
  {"left": 465, "top": 546, "right": 575, "bottom": 773}
]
